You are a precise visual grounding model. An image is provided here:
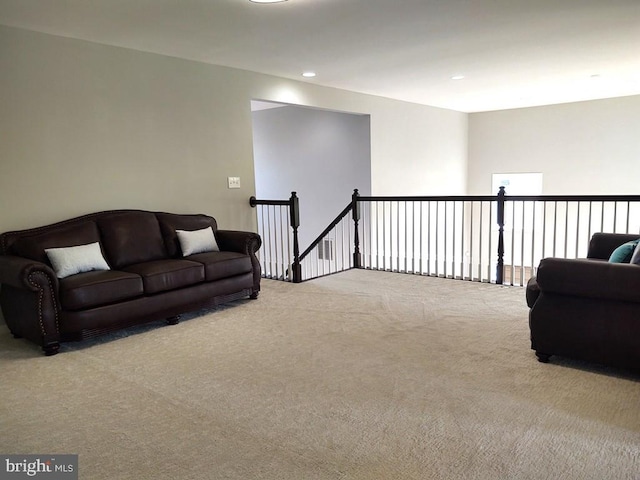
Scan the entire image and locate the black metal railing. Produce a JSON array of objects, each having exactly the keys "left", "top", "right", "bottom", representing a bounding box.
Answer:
[
  {"left": 498, "top": 192, "right": 640, "bottom": 285},
  {"left": 251, "top": 189, "right": 640, "bottom": 285},
  {"left": 249, "top": 193, "right": 300, "bottom": 282},
  {"left": 358, "top": 192, "right": 498, "bottom": 282}
]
